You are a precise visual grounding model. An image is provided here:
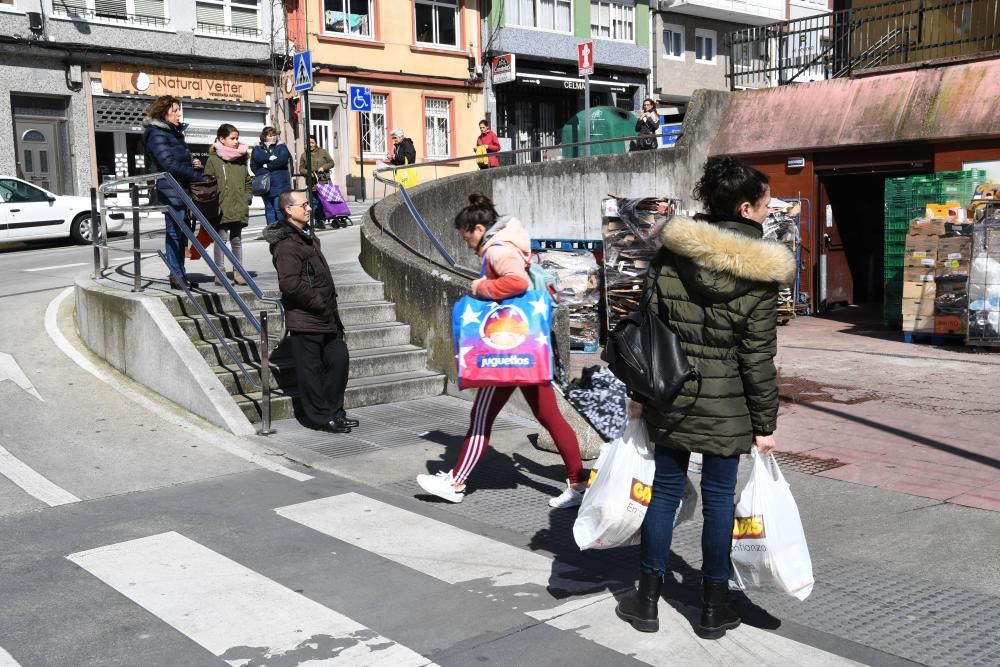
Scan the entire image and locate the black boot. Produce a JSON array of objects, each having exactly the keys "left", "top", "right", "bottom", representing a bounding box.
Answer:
[
  {"left": 696, "top": 580, "right": 741, "bottom": 639},
  {"left": 615, "top": 571, "right": 661, "bottom": 632}
]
